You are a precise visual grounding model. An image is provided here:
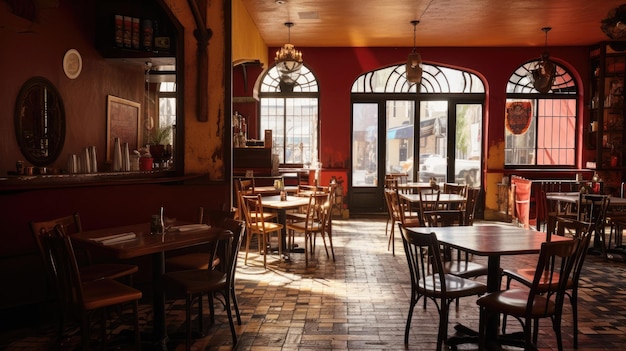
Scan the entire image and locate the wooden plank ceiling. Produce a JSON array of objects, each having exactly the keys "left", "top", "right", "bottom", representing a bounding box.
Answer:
[{"left": 240, "top": 0, "right": 626, "bottom": 48}]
